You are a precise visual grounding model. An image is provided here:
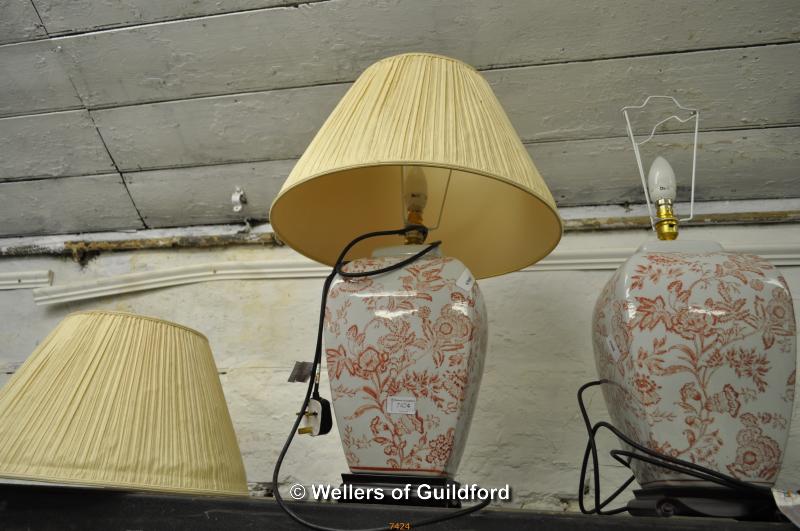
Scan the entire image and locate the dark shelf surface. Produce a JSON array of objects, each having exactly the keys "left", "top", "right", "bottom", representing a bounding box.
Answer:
[{"left": 0, "top": 483, "right": 795, "bottom": 530}]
